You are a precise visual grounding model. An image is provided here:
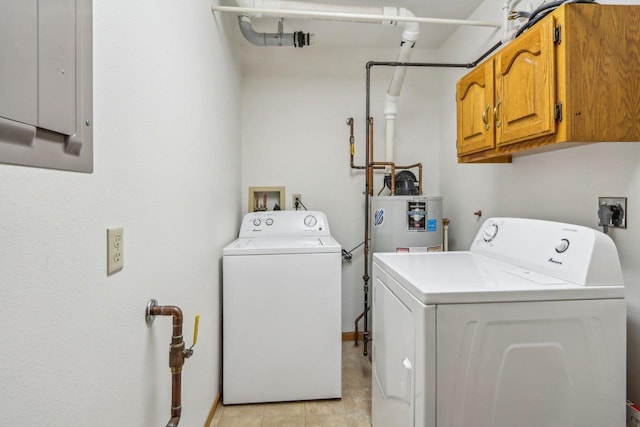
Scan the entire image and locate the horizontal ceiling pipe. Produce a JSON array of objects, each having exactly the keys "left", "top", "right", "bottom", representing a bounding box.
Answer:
[
  {"left": 212, "top": 5, "right": 502, "bottom": 28},
  {"left": 236, "top": 0, "right": 387, "bottom": 17}
]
